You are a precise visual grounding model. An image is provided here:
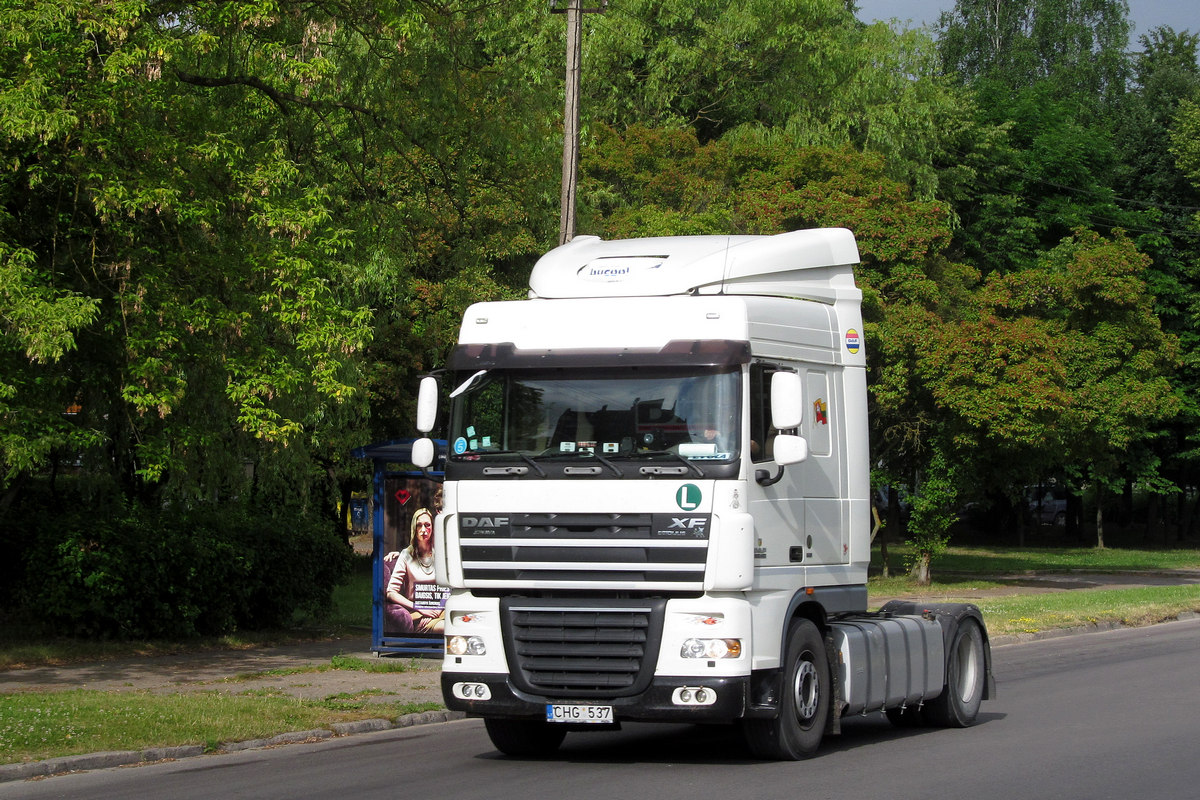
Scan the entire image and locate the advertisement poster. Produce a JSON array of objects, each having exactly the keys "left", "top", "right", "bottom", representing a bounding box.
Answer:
[{"left": 382, "top": 478, "right": 449, "bottom": 638}]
